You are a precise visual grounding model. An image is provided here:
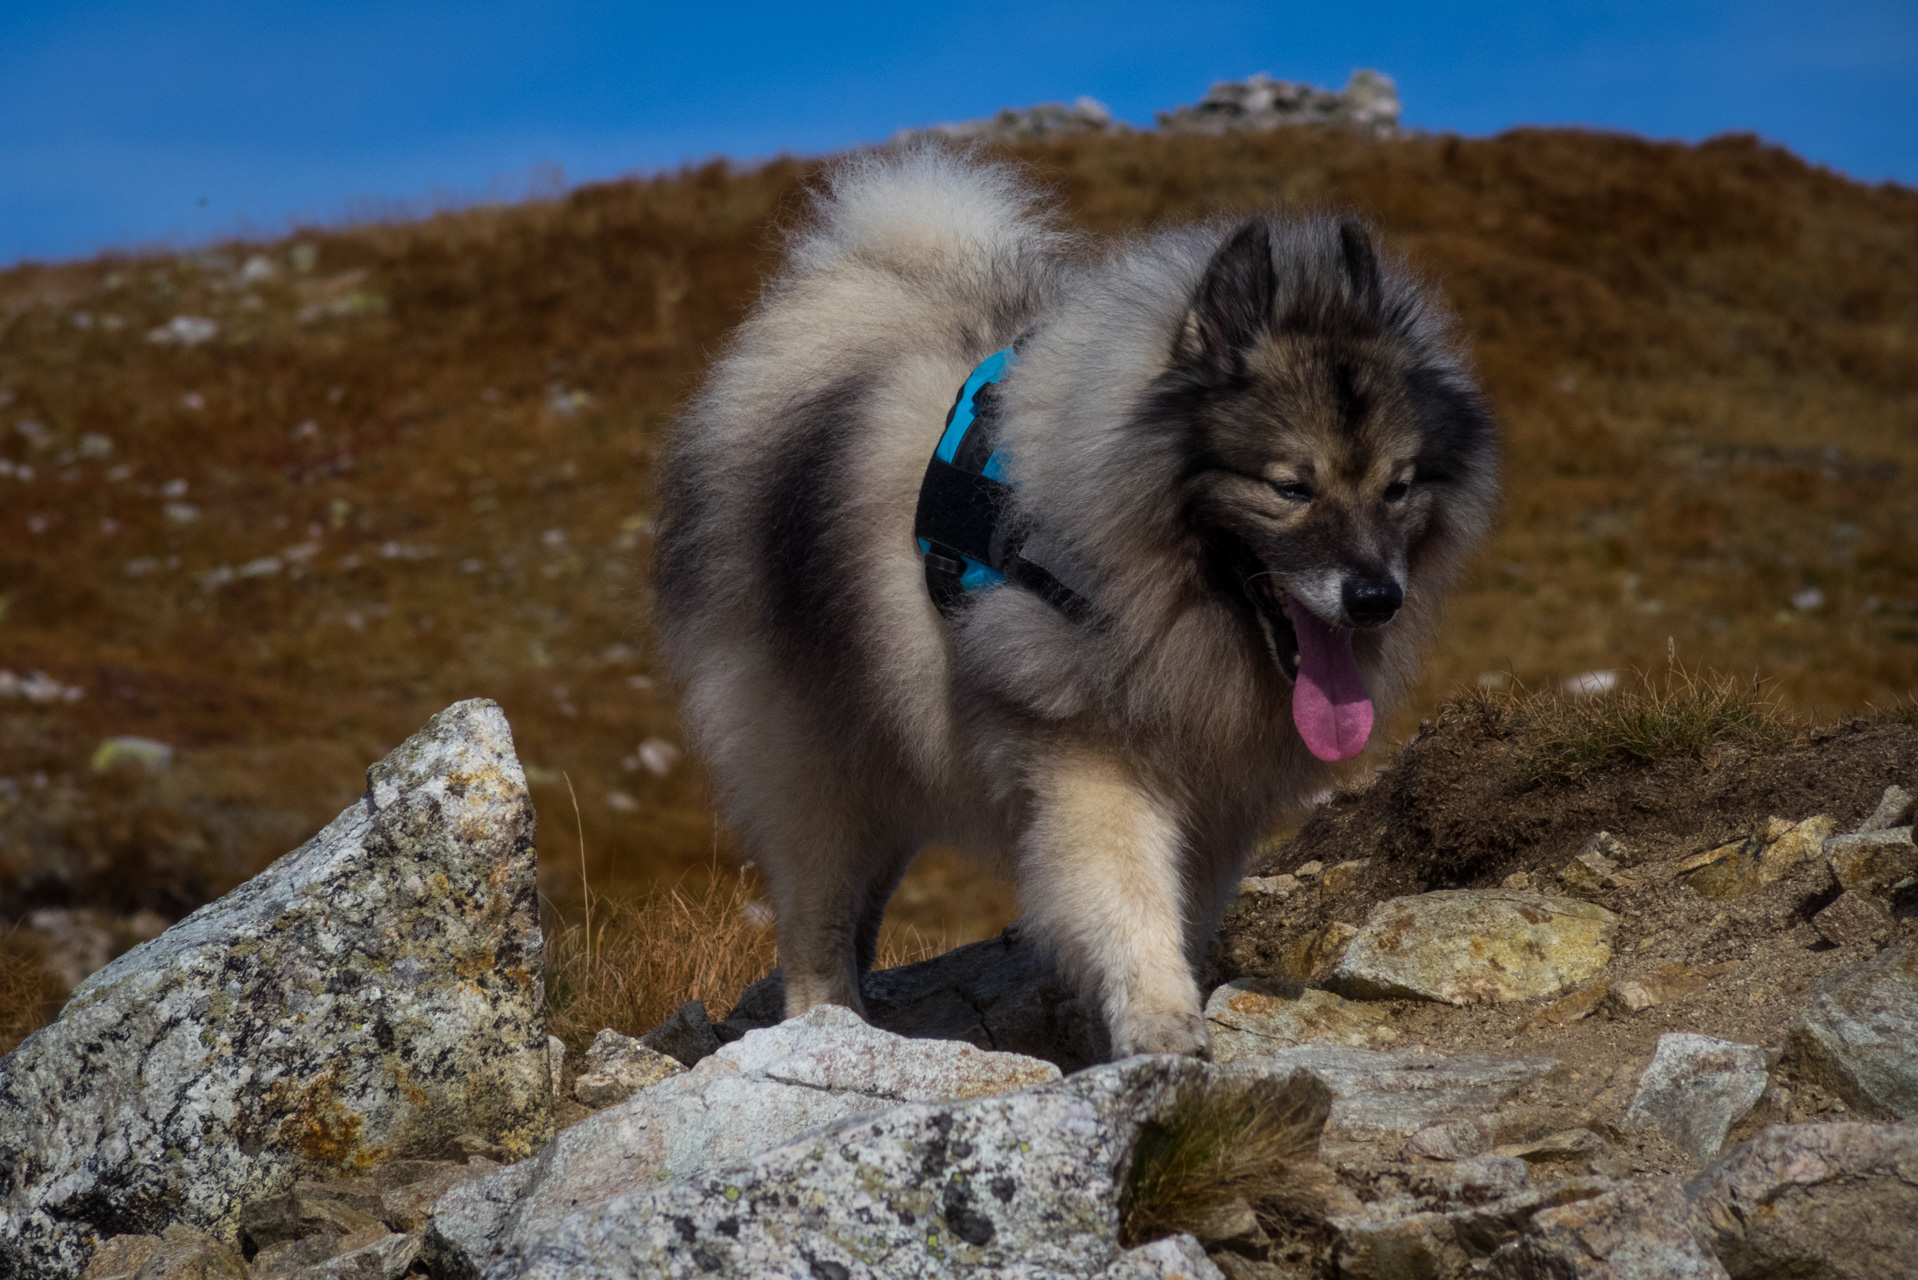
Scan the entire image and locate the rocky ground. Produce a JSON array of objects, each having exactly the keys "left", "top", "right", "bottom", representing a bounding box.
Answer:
[{"left": 1, "top": 698, "right": 1914, "bottom": 1279}]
